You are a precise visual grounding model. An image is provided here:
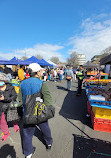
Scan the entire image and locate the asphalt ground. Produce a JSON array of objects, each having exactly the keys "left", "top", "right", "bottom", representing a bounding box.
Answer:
[{"left": 0, "top": 80, "right": 111, "bottom": 158}]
